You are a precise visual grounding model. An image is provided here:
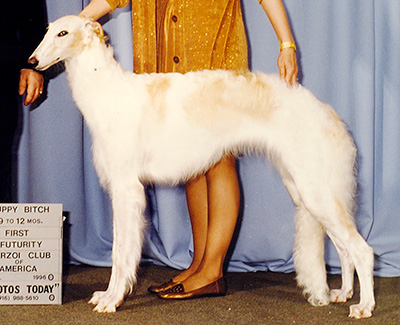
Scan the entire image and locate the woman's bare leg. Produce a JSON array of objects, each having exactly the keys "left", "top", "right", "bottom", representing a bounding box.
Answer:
[
  {"left": 171, "top": 174, "right": 209, "bottom": 283},
  {"left": 177, "top": 155, "right": 240, "bottom": 291}
]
